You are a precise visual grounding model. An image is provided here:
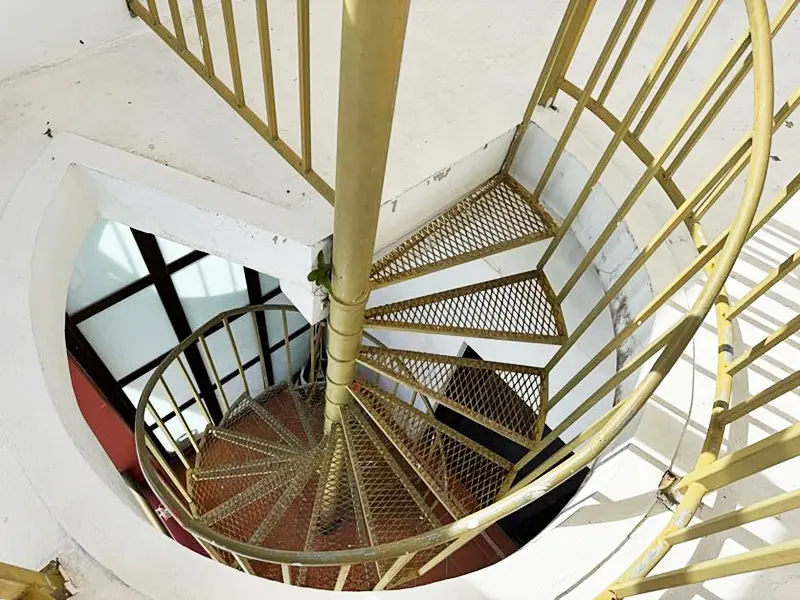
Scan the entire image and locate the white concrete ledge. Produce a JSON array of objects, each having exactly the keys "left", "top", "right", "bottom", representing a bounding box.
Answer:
[{"left": 0, "top": 129, "right": 696, "bottom": 599}]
